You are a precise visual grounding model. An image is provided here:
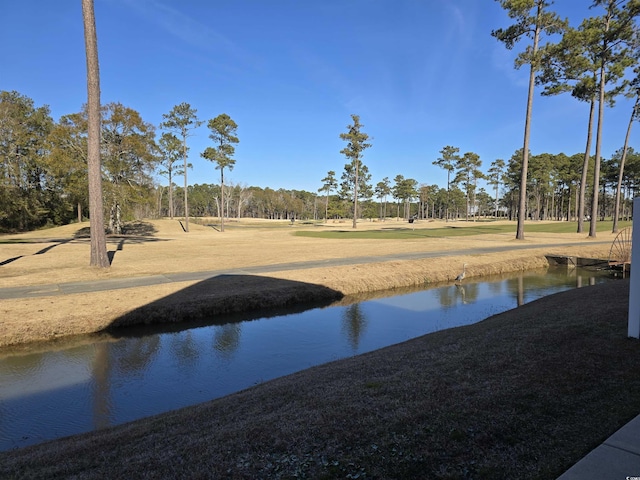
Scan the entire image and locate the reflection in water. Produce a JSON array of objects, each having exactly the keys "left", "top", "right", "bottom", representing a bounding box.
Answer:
[
  {"left": 169, "top": 331, "right": 199, "bottom": 369},
  {"left": 113, "top": 336, "right": 160, "bottom": 375},
  {"left": 92, "top": 342, "right": 111, "bottom": 430},
  {"left": 439, "top": 282, "right": 480, "bottom": 307},
  {"left": 436, "top": 284, "right": 479, "bottom": 308},
  {"left": 455, "top": 284, "right": 466, "bottom": 304},
  {"left": 0, "top": 267, "right": 615, "bottom": 451},
  {"left": 518, "top": 275, "right": 524, "bottom": 306},
  {"left": 341, "top": 304, "right": 367, "bottom": 352},
  {"left": 458, "top": 283, "right": 480, "bottom": 304},
  {"left": 213, "top": 324, "right": 241, "bottom": 358},
  {"left": 437, "top": 285, "right": 455, "bottom": 308}
]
